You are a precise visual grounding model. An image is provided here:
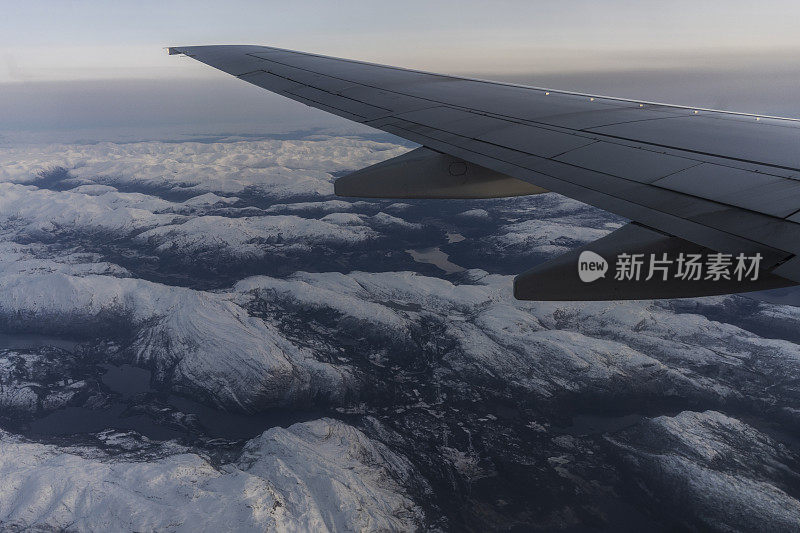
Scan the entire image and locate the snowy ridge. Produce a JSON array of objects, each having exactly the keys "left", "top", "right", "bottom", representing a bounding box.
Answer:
[
  {"left": 136, "top": 214, "right": 378, "bottom": 258},
  {"left": 0, "top": 418, "right": 424, "bottom": 532},
  {"left": 0, "top": 271, "right": 353, "bottom": 412},
  {"left": 0, "top": 182, "right": 389, "bottom": 260},
  {"left": 235, "top": 270, "right": 800, "bottom": 404},
  {"left": 0, "top": 182, "right": 177, "bottom": 238},
  {"left": 489, "top": 219, "right": 611, "bottom": 256},
  {"left": 609, "top": 411, "right": 800, "bottom": 532}
]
